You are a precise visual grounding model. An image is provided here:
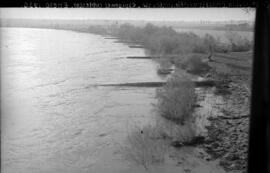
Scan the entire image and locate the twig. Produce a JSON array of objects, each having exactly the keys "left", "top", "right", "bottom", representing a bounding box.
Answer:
[{"left": 218, "top": 114, "right": 249, "bottom": 120}]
